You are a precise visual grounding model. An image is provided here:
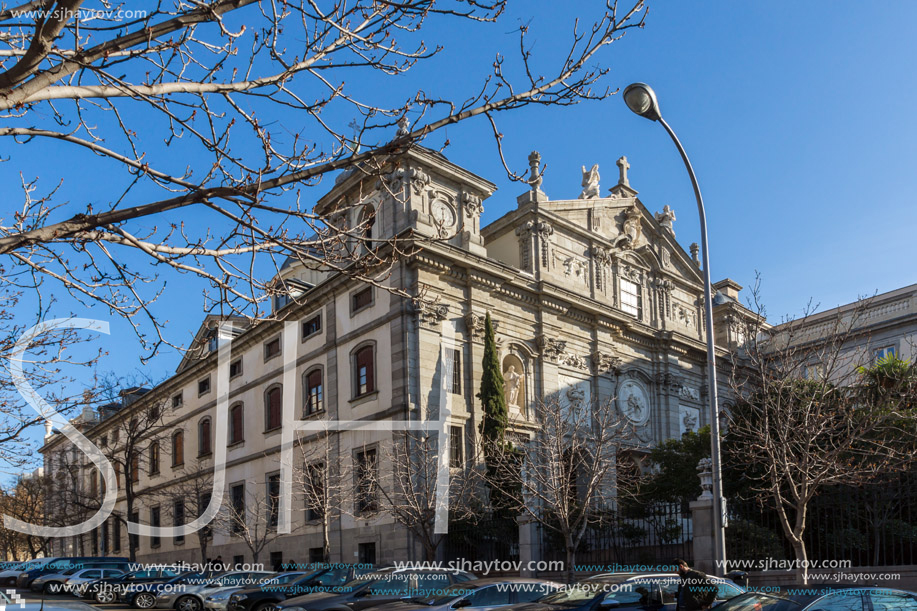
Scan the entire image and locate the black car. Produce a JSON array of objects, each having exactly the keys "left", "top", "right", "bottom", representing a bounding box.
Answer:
[
  {"left": 85, "top": 566, "right": 186, "bottom": 603},
  {"left": 712, "top": 586, "right": 917, "bottom": 611},
  {"left": 276, "top": 569, "right": 476, "bottom": 611},
  {"left": 488, "top": 573, "right": 744, "bottom": 611},
  {"left": 16, "top": 557, "right": 131, "bottom": 589},
  {"left": 229, "top": 565, "right": 378, "bottom": 611},
  {"left": 123, "top": 571, "right": 219, "bottom": 609}
]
